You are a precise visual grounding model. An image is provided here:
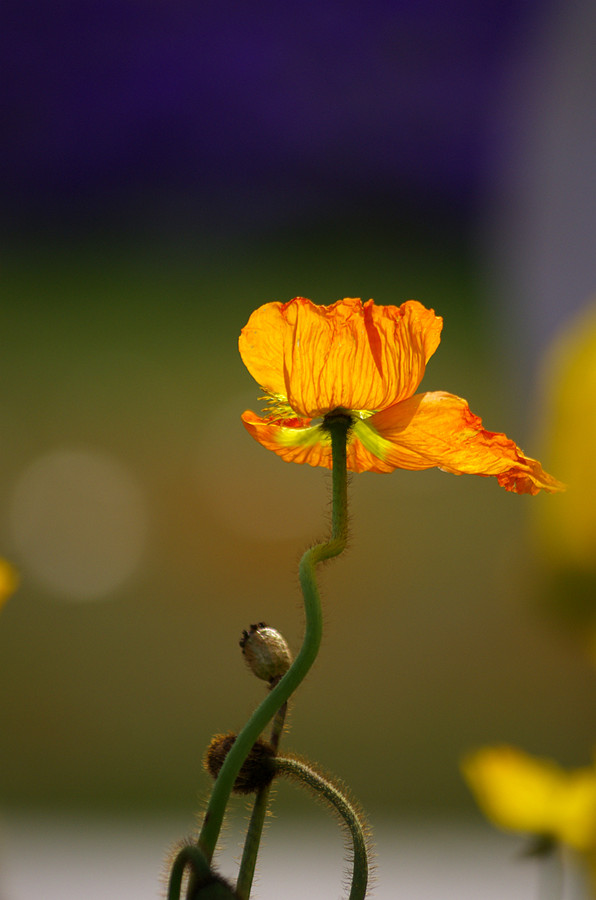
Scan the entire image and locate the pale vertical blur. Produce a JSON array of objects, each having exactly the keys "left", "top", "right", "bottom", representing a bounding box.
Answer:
[{"left": 534, "top": 303, "right": 596, "bottom": 573}]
